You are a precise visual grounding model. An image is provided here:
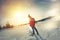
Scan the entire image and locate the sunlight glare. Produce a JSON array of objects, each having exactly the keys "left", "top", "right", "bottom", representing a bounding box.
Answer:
[{"left": 14, "top": 12, "right": 22, "bottom": 19}]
